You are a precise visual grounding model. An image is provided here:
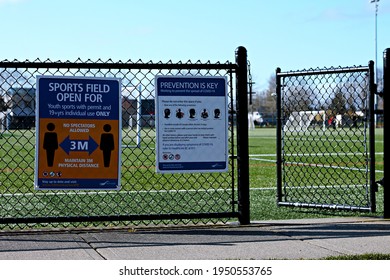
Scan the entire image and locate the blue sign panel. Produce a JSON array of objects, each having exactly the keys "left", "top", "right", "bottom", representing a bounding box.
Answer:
[{"left": 35, "top": 76, "right": 122, "bottom": 190}]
